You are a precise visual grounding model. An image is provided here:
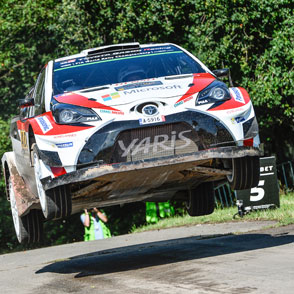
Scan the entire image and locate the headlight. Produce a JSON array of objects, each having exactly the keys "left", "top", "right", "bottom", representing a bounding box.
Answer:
[
  {"left": 52, "top": 103, "right": 101, "bottom": 124},
  {"left": 197, "top": 81, "right": 231, "bottom": 105}
]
